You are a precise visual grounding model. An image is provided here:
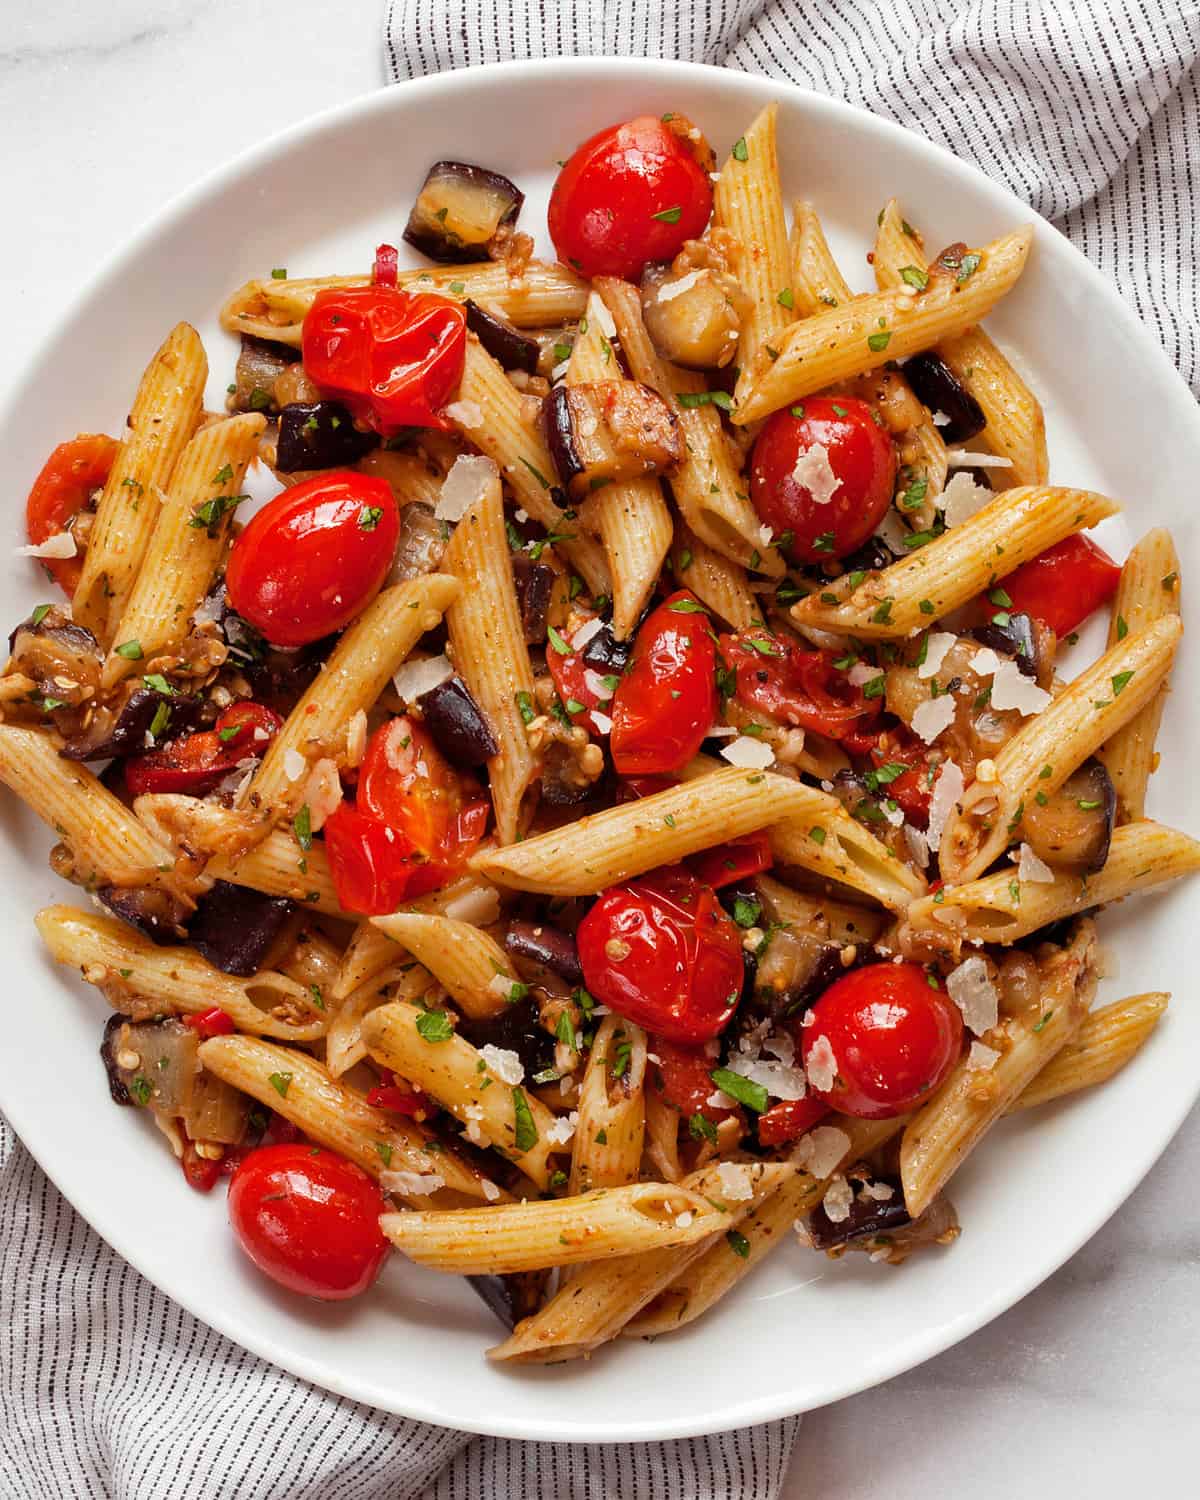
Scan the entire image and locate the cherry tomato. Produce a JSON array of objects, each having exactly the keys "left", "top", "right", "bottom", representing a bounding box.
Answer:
[
  {"left": 548, "top": 115, "right": 714, "bottom": 281},
  {"left": 749, "top": 397, "right": 896, "bottom": 563},
  {"left": 994, "top": 534, "right": 1121, "bottom": 638},
  {"left": 358, "top": 717, "right": 489, "bottom": 869},
  {"left": 226, "top": 471, "right": 398, "bottom": 648},
  {"left": 719, "top": 631, "right": 880, "bottom": 743},
  {"left": 182, "top": 1007, "right": 236, "bottom": 1039},
  {"left": 757, "top": 1094, "right": 829, "bottom": 1148},
  {"left": 25, "top": 434, "right": 119, "bottom": 594},
  {"left": 800, "top": 963, "right": 963, "bottom": 1120},
  {"left": 213, "top": 701, "right": 285, "bottom": 752},
  {"left": 545, "top": 628, "right": 613, "bottom": 733},
  {"left": 652, "top": 1038, "right": 738, "bottom": 1125},
  {"left": 578, "top": 866, "right": 743, "bottom": 1044},
  {"left": 123, "top": 701, "right": 282, "bottom": 797},
  {"left": 302, "top": 285, "right": 467, "bottom": 435},
  {"left": 372, "top": 242, "right": 399, "bottom": 287},
  {"left": 227, "top": 1144, "right": 389, "bottom": 1300},
  {"left": 323, "top": 804, "right": 421, "bottom": 916},
  {"left": 610, "top": 591, "right": 717, "bottom": 775},
  {"left": 365, "top": 1084, "right": 429, "bottom": 1116},
  {"left": 182, "top": 1140, "right": 223, "bottom": 1193},
  {"left": 855, "top": 728, "right": 935, "bottom": 827},
  {"left": 687, "top": 831, "right": 772, "bottom": 890}
]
